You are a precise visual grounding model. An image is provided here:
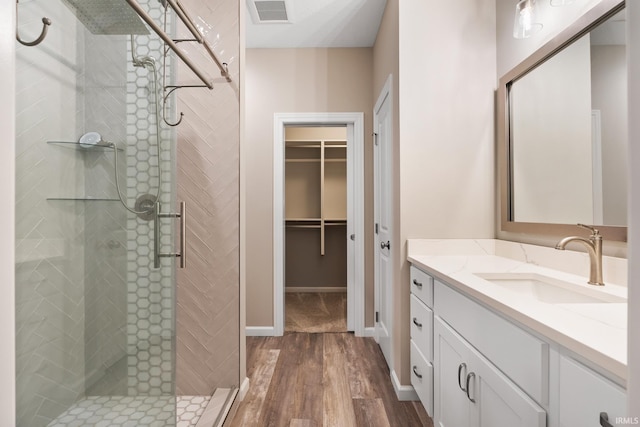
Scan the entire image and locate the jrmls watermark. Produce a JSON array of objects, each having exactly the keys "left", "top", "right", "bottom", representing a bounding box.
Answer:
[{"left": 616, "top": 417, "right": 640, "bottom": 425}]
